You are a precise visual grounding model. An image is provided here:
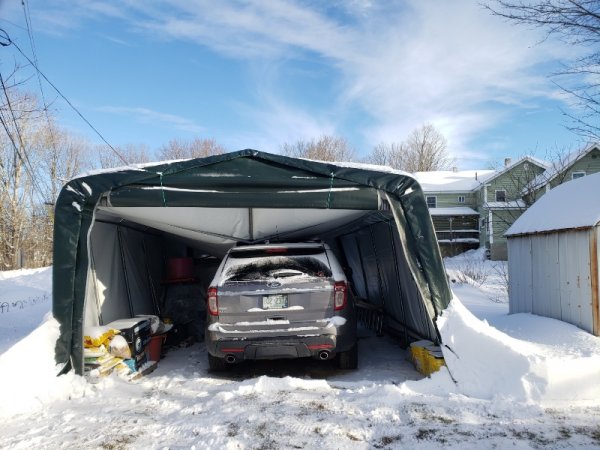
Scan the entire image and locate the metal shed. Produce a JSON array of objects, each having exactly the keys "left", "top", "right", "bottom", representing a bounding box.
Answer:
[{"left": 505, "top": 172, "right": 600, "bottom": 335}]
